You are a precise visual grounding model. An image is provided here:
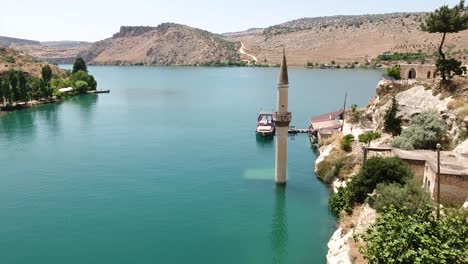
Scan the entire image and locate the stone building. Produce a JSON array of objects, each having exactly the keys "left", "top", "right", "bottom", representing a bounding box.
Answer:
[{"left": 399, "top": 64, "right": 437, "bottom": 80}]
